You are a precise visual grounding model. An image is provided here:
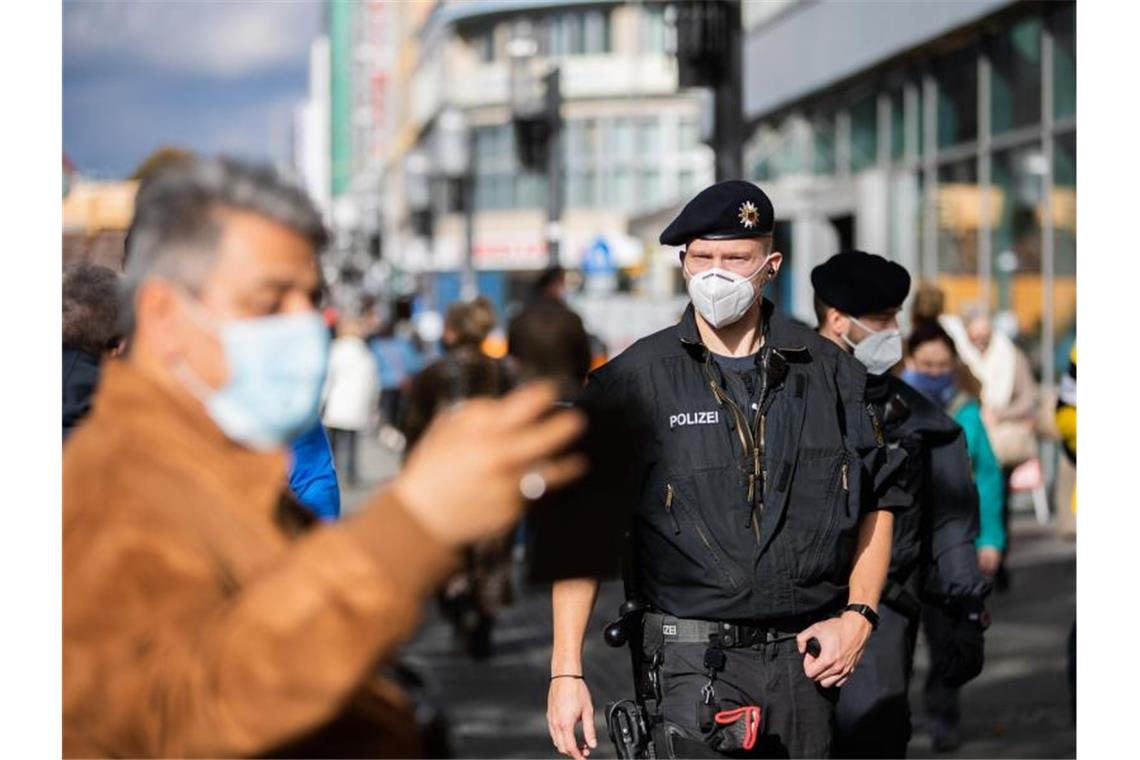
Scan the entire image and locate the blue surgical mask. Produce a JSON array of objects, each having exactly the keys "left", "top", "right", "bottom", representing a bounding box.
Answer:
[
  {"left": 901, "top": 369, "right": 956, "bottom": 408},
  {"left": 177, "top": 306, "right": 330, "bottom": 450}
]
